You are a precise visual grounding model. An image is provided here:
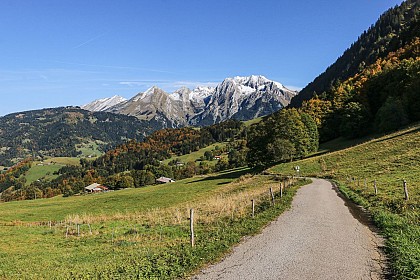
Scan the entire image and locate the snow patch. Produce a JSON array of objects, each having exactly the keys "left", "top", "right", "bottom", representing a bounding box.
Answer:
[{"left": 82, "top": 95, "right": 127, "bottom": 112}]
